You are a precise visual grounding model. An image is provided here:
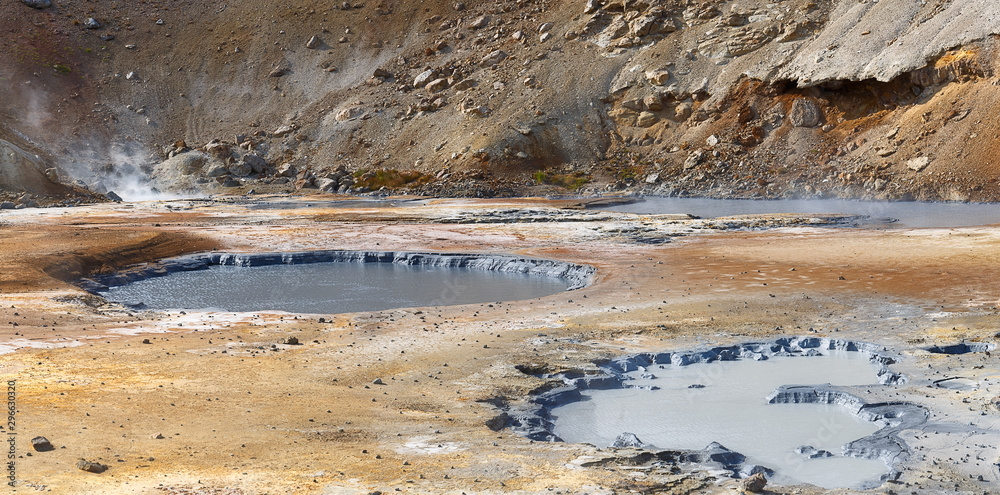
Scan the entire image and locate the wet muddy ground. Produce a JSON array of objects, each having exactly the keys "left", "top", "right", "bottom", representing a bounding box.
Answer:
[{"left": 1, "top": 196, "right": 999, "bottom": 494}]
